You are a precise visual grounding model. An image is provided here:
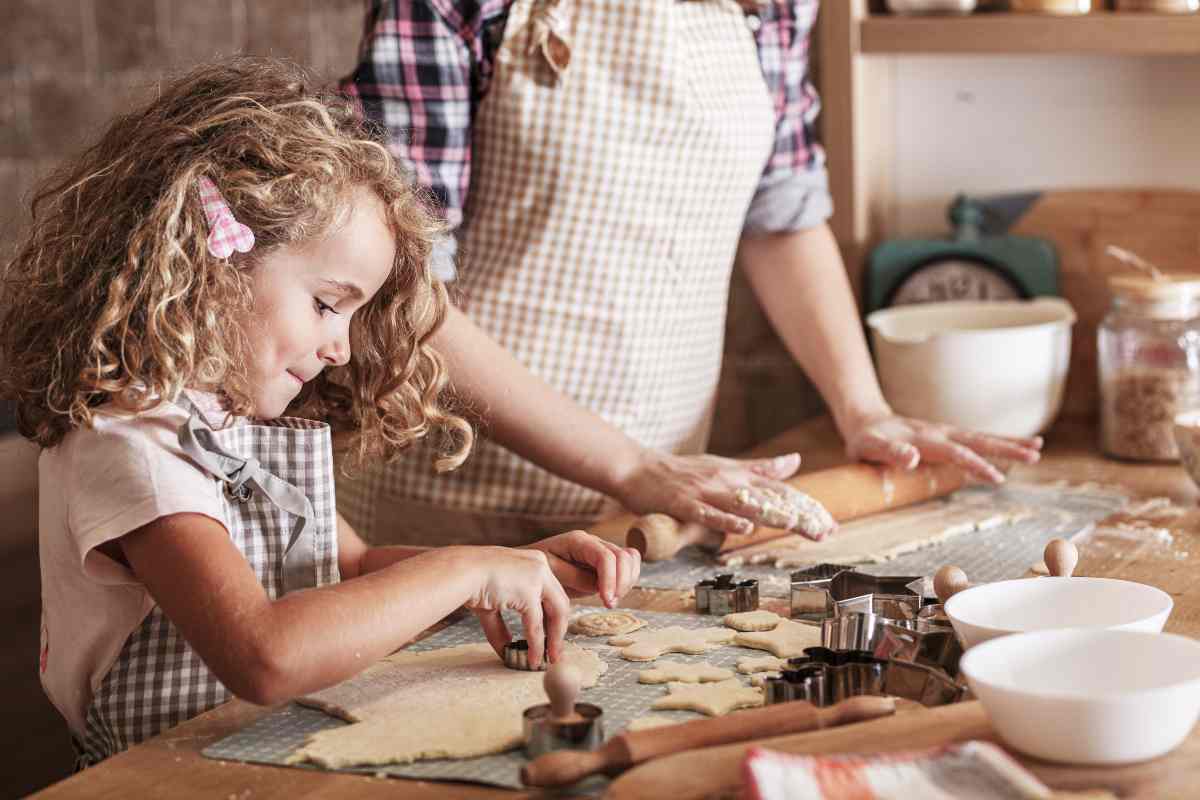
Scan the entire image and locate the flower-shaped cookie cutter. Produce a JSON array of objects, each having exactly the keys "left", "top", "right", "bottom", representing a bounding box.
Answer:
[{"left": 694, "top": 573, "right": 759, "bottom": 615}]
